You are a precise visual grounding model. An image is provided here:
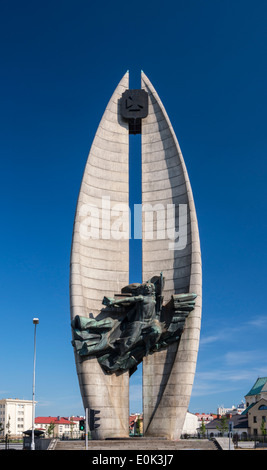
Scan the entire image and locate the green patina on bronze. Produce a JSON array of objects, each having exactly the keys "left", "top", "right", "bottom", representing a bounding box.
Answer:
[{"left": 71, "top": 273, "right": 196, "bottom": 376}]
